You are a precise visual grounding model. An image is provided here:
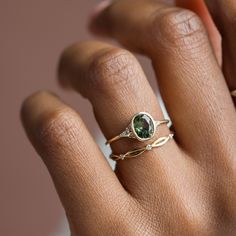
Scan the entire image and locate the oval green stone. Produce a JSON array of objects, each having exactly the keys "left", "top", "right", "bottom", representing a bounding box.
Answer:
[{"left": 133, "top": 114, "right": 155, "bottom": 139}]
